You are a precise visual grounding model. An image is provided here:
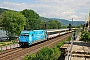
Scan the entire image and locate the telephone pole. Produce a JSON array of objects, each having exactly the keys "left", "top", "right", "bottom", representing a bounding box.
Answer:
[
  {"left": 88, "top": 11, "right": 90, "bottom": 32},
  {"left": 72, "top": 18, "right": 73, "bottom": 26}
]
